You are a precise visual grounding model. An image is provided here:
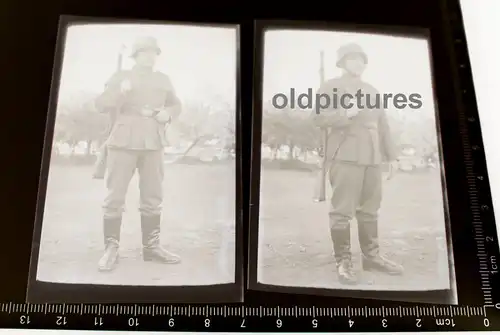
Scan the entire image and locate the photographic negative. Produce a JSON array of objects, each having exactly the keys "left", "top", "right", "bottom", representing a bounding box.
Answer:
[
  {"left": 27, "top": 16, "right": 242, "bottom": 303},
  {"left": 249, "top": 21, "right": 457, "bottom": 304}
]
